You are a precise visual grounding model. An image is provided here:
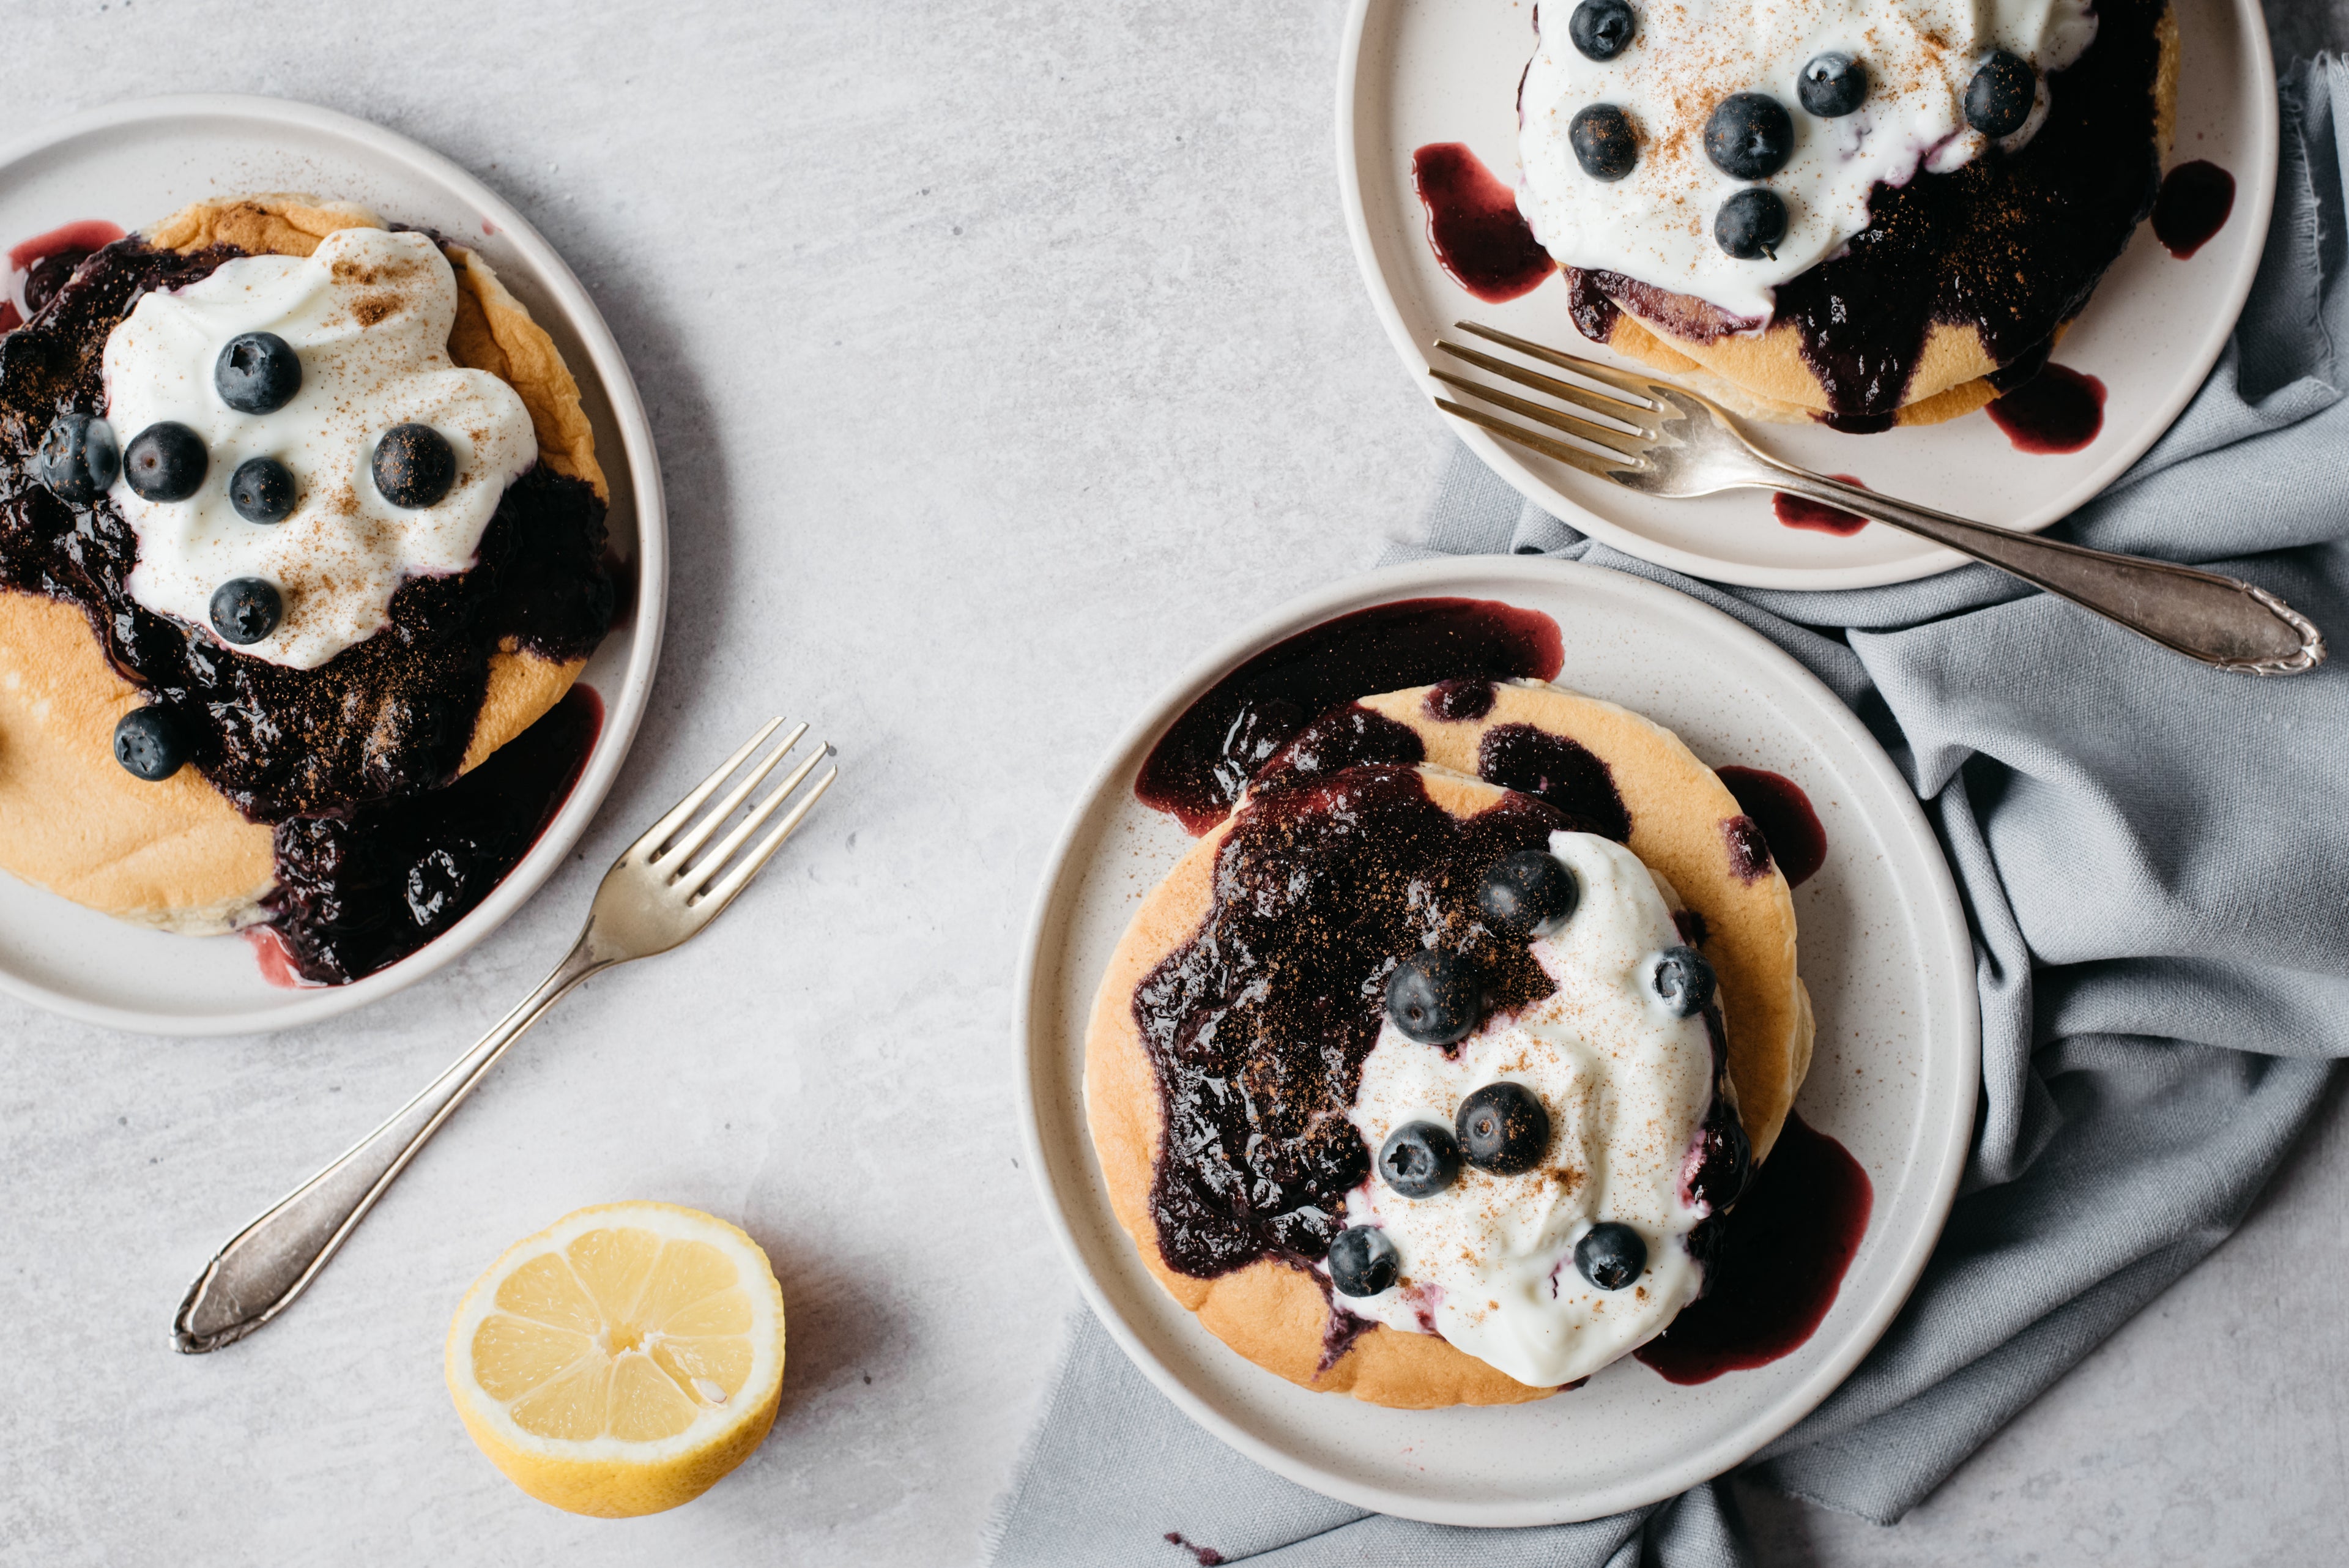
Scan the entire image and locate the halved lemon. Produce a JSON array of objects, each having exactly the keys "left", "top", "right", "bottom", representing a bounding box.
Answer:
[{"left": 445, "top": 1202, "right": 787, "bottom": 1517}]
